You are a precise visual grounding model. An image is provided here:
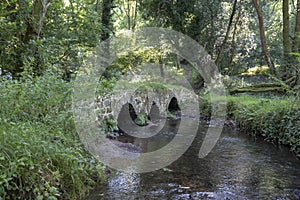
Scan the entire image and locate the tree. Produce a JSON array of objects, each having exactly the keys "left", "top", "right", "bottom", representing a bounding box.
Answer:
[
  {"left": 101, "top": 0, "right": 114, "bottom": 41},
  {"left": 215, "top": 0, "right": 238, "bottom": 69},
  {"left": 293, "top": 0, "right": 300, "bottom": 86},
  {"left": 282, "top": 0, "right": 291, "bottom": 79},
  {"left": 293, "top": 0, "right": 300, "bottom": 52},
  {"left": 228, "top": 8, "right": 242, "bottom": 74},
  {"left": 33, "top": 0, "right": 51, "bottom": 39},
  {"left": 283, "top": 0, "right": 291, "bottom": 57},
  {"left": 252, "top": 0, "right": 276, "bottom": 75},
  {"left": 124, "top": 0, "right": 138, "bottom": 30},
  {"left": 8, "top": 0, "right": 50, "bottom": 77},
  {"left": 0, "top": 0, "right": 104, "bottom": 79}
]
